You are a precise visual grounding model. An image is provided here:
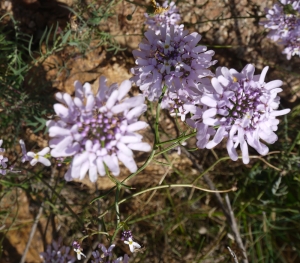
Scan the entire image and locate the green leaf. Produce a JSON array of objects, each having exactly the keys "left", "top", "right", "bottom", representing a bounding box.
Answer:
[{"left": 61, "top": 30, "right": 72, "bottom": 45}]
